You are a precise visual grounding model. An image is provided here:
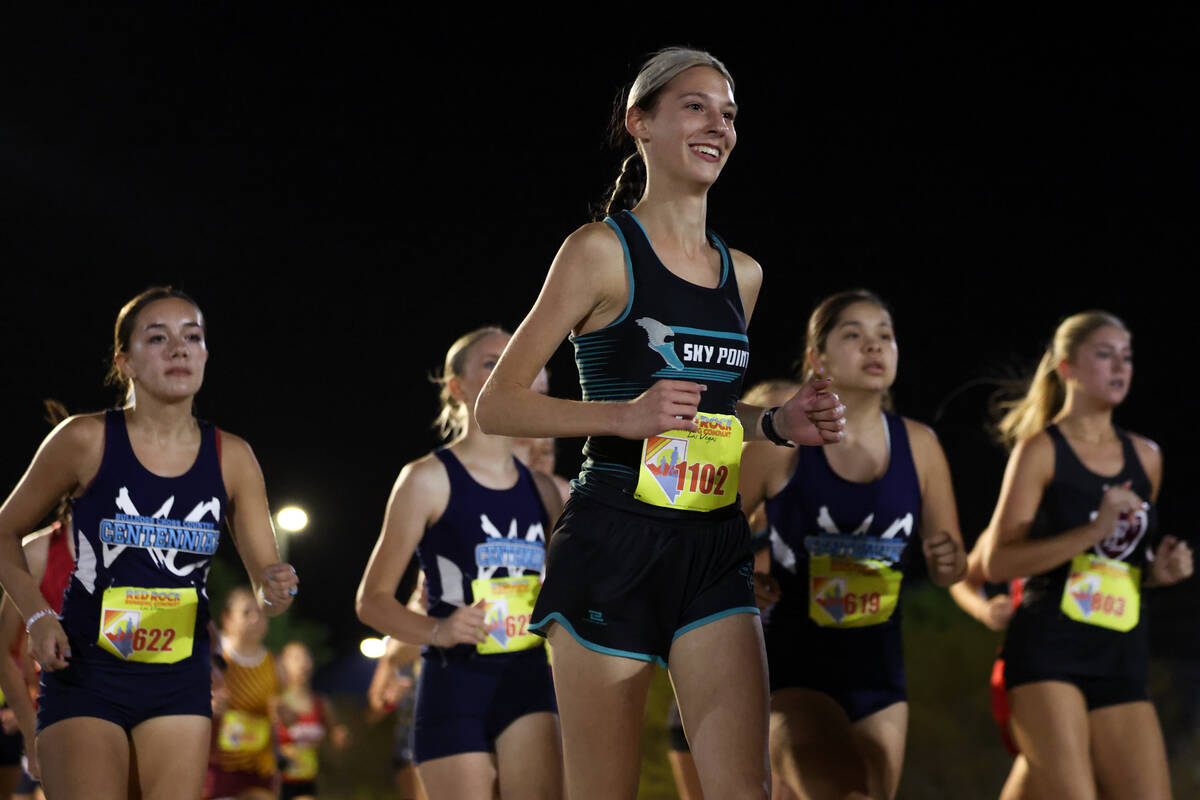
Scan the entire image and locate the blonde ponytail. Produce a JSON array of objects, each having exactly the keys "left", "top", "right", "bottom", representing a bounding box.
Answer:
[
  {"left": 994, "top": 310, "right": 1127, "bottom": 449},
  {"left": 431, "top": 327, "right": 508, "bottom": 442}
]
